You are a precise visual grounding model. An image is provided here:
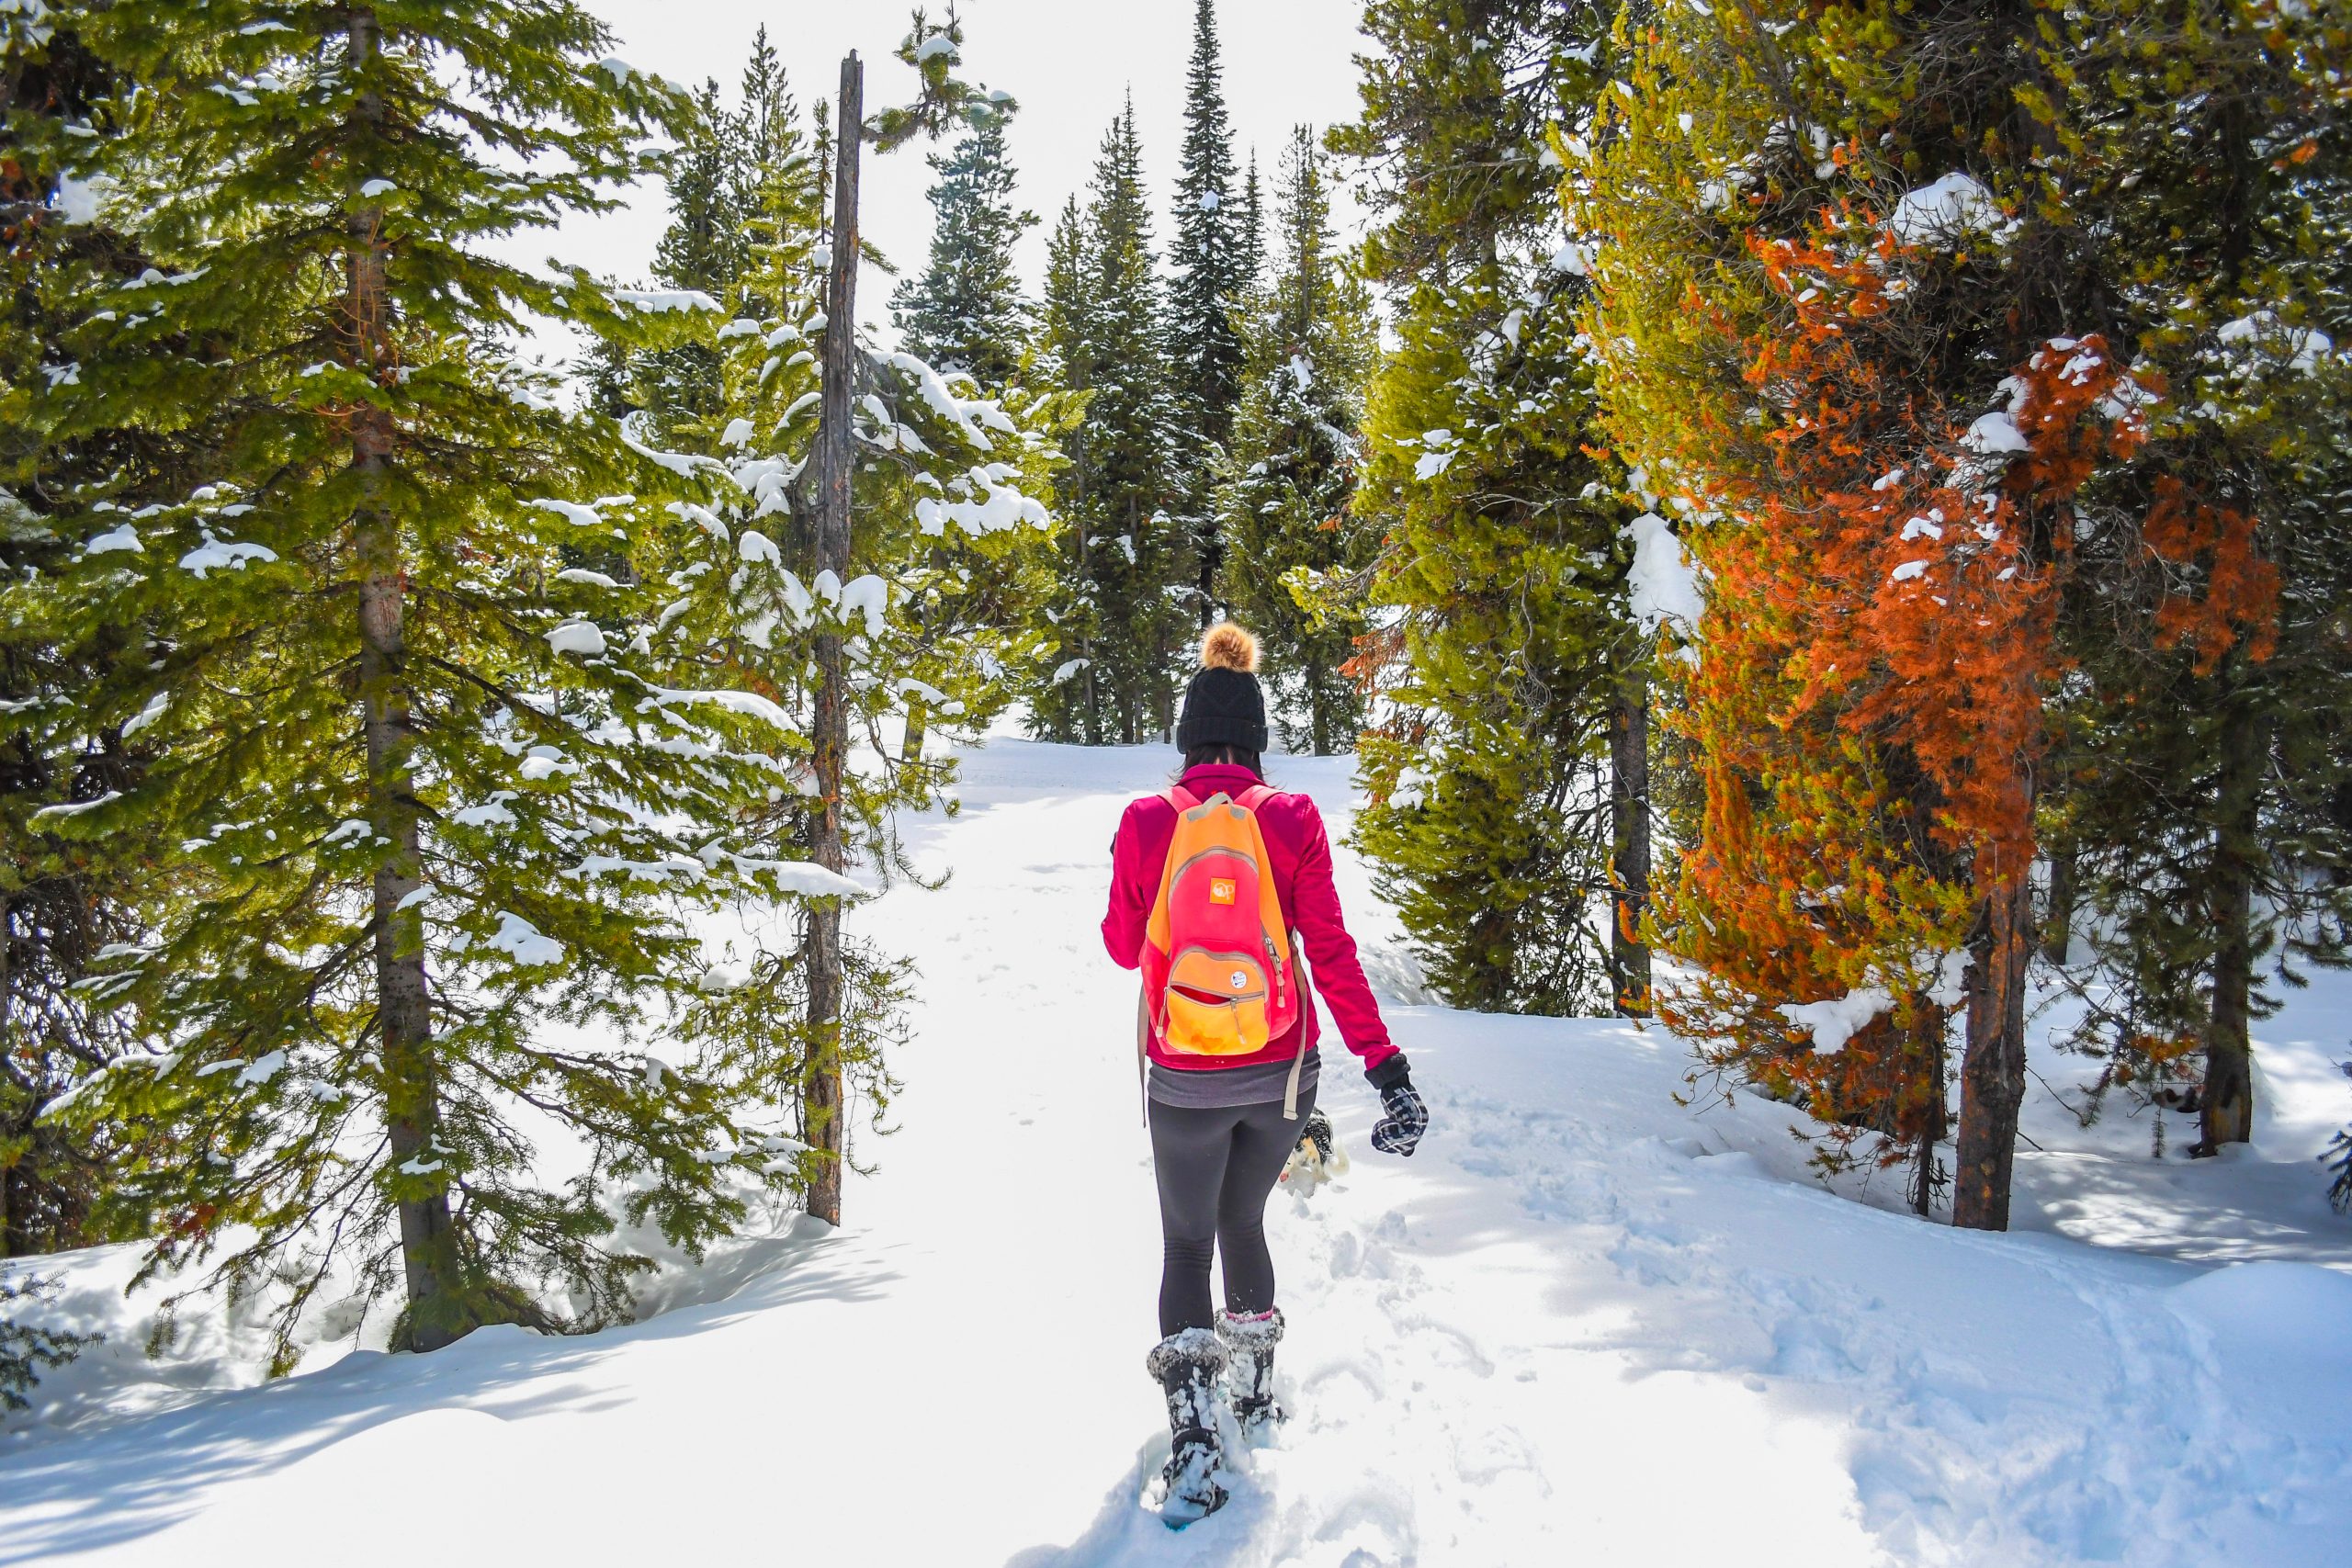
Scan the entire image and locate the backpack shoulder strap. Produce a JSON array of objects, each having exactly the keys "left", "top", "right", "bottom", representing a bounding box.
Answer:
[
  {"left": 1165, "top": 784, "right": 1199, "bottom": 812},
  {"left": 1235, "top": 783, "right": 1278, "bottom": 812}
]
